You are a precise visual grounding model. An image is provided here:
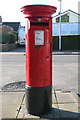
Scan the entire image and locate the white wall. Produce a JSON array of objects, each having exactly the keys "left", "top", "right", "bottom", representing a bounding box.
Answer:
[
  {"left": 52, "top": 22, "right": 80, "bottom": 36},
  {"left": 52, "top": 18, "right": 56, "bottom": 23},
  {"left": 69, "top": 12, "right": 79, "bottom": 22}
]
